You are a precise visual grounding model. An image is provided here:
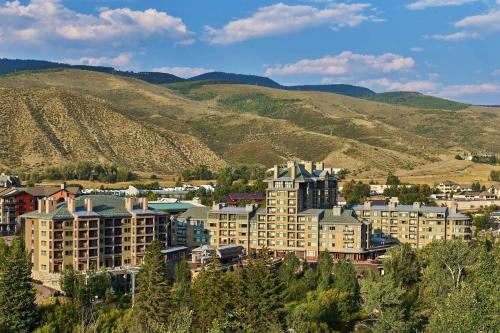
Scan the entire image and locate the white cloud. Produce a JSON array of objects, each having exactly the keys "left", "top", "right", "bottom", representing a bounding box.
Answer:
[
  {"left": 428, "top": 31, "right": 479, "bottom": 41},
  {"left": 455, "top": 9, "right": 500, "bottom": 32},
  {"left": 204, "top": 2, "right": 374, "bottom": 45},
  {"left": 264, "top": 51, "right": 415, "bottom": 76},
  {"left": 151, "top": 66, "right": 214, "bottom": 78},
  {"left": 438, "top": 83, "right": 500, "bottom": 96},
  {"left": 62, "top": 52, "right": 134, "bottom": 68},
  {"left": 0, "top": 0, "right": 192, "bottom": 46},
  {"left": 407, "top": 0, "right": 477, "bottom": 10},
  {"left": 360, "top": 78, "right": 440, "bottom": 92},
  {"left": 410, "top": 47, "right": 424, "bottom": 52}
]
